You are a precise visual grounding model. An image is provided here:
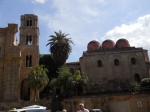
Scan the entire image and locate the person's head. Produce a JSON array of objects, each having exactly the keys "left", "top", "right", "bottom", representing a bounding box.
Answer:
[
  {"left": 79, "top": 103, "right": 84, "bottom": 110},
  {"left": 62, "top": 109, "right": 67, "bottom": 112}
]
